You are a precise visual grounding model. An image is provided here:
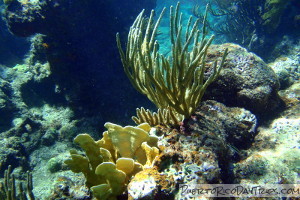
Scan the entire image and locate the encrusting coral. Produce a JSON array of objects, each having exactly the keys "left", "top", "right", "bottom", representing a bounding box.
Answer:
[
  {"left": 117, "top": 2, "right": 228, "bottom": 118},
  {"left": 65, "top": 122, "right": 160, "bottom": 200}
]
